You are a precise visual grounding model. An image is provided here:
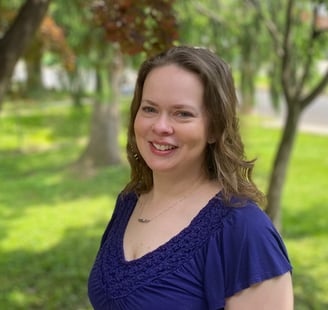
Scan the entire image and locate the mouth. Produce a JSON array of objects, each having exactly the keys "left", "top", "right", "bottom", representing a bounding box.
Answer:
[{"left": 152, "top": 142, "right": 177, "bottom": 151}]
